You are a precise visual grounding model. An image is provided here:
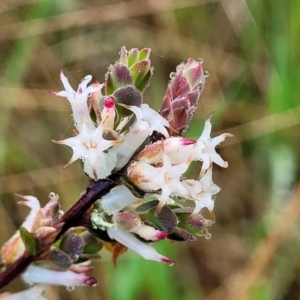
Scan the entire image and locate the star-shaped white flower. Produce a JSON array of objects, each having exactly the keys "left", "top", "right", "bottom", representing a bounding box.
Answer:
[
  {"left": 127, "top": 152, "right": 189, "bottom": 212},
  {"left": 53, "top": 120, "right": 120, "bottom": 179},
  {"left": 194, "top": 113, "right": 233, "bottom": 177},
  {"left": 51, "top": 70, "right": 103, "bottom": 131},
  {"left": 123, "top": 103, "right": 170, "bottom": 137},
  {"left": 181, "top": 166, "right": 221, "bottom": 218}
]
